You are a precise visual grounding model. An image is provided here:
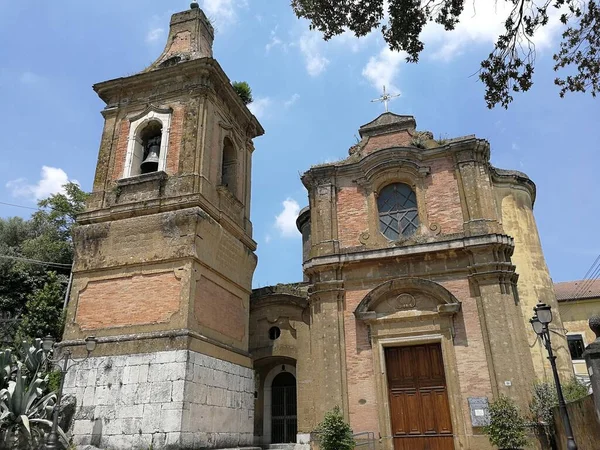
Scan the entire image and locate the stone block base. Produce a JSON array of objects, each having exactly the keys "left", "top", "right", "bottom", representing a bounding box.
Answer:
[{"left": 63, "top": 349, "right": 254, "bottom": 449}]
